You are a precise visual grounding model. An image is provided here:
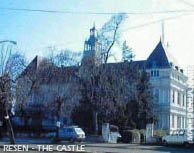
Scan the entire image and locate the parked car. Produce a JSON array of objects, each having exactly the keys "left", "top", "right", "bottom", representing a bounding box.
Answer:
[
  {"left": 119, "top": 130, "right": 133, "bottom": 143},
  {"left": 119, "top": 129, "right": 141, "bottom": 143},
  {"left": 58, "top": 126, "right": 85, "bottom": 142},
  {"left": 162, "top": 129, "right": 194, "bottom": 147},
  {"left": 146, "top": 136, "right": 162, "bottom": 144}
]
